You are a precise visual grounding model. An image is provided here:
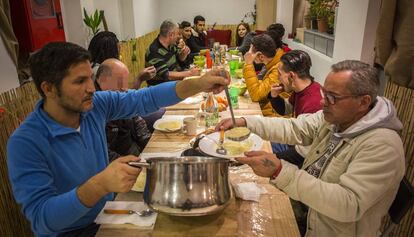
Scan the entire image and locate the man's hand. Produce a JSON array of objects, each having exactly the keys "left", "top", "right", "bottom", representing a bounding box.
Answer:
[
  {"left": 96, "top": 156, "right": 142, "bottom": 193},
  {"left": 175, "top": 69, "right": 230, "bottom": 99},
  {"left": 177, "top": 38, "right": 185, "bottom": 49},
  {"left": 179, "top": 46, "right": 191, "bottom": 61},
  {"left": 244, "top": 45, "right": 259, "bottom": 65},
  {"left": 270, "top": 84, "right": 284, "bottom": 98},
  {"left": 77, "top": 156, "right": 142, "bottom": 207},
  {"left": 135, "top": 66, "right": 157, "bottom": 88},
  {"left": 235, "top": 151, "right": 281, "bottom": 177},
  {"left": 215, "top": 117, "right": 247, "bottom": 131},
  {"left": 187, "top": 67, "right": 201, "bottom": 77}
]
